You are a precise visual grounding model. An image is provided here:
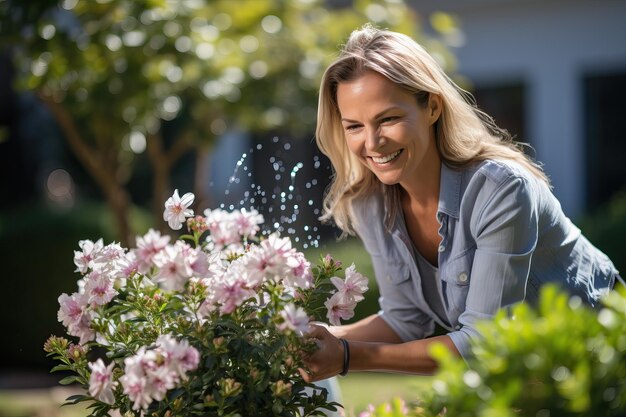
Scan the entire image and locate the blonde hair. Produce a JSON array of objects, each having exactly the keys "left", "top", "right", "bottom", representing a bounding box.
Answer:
[{"left": 315, "top": 24, "right": 548, "bottom": 235}]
